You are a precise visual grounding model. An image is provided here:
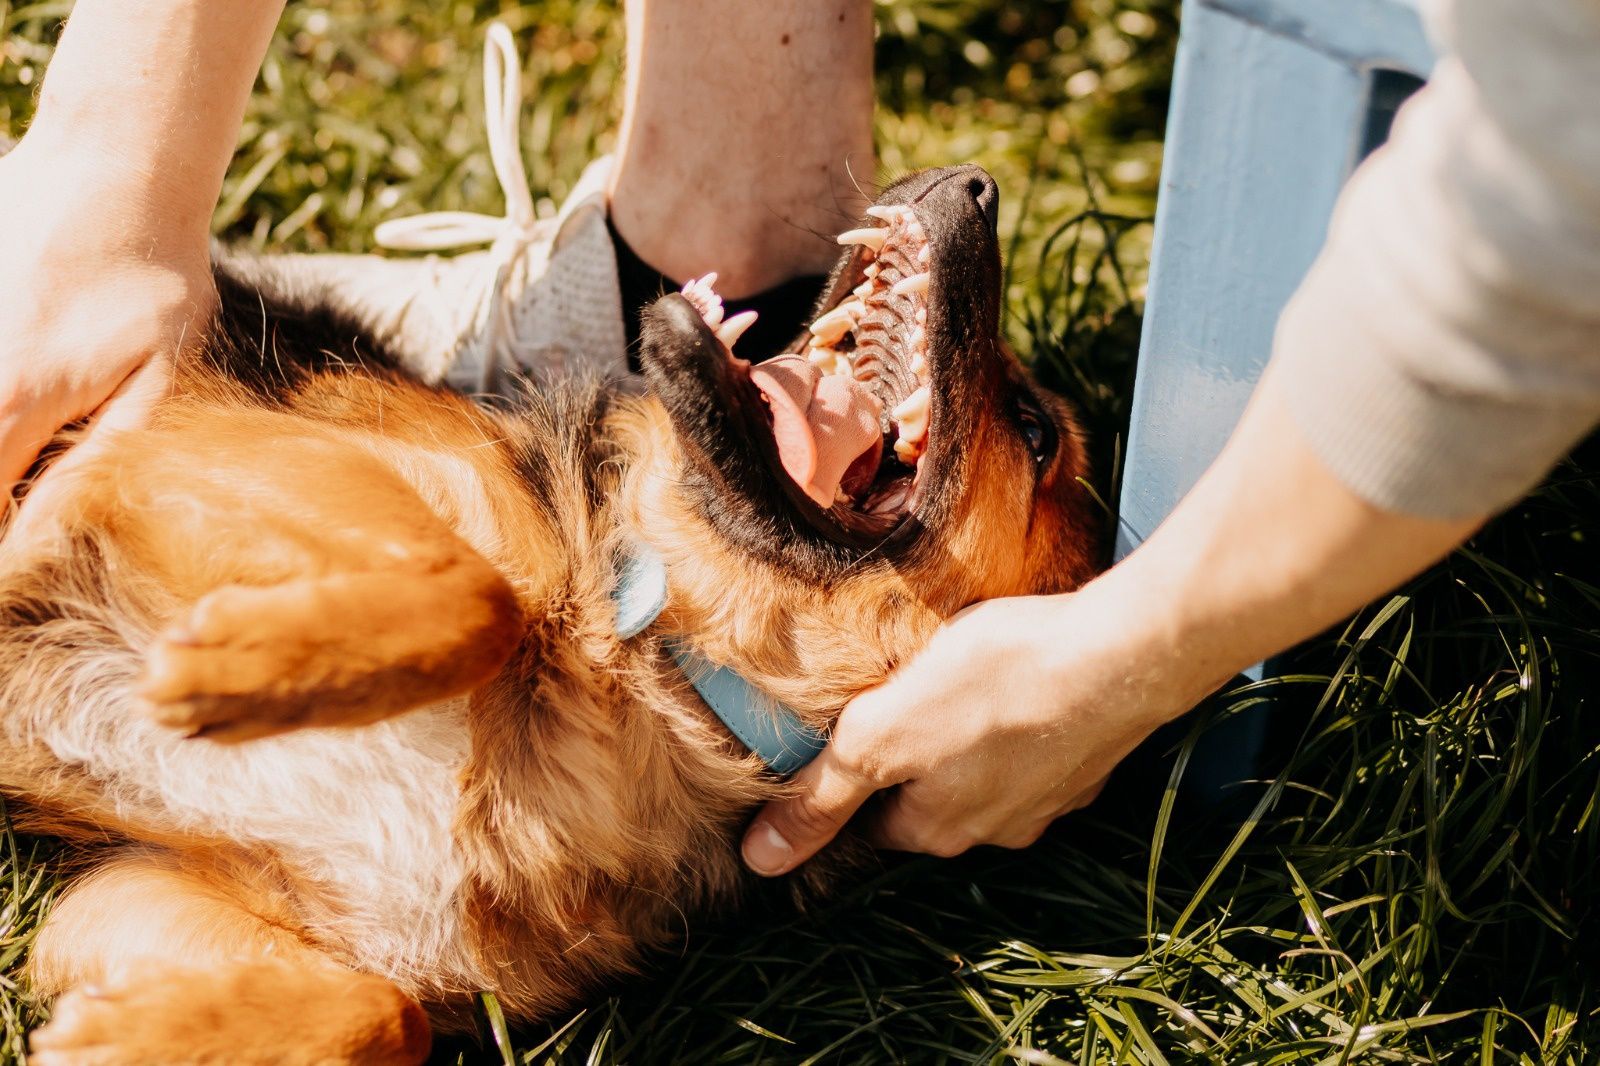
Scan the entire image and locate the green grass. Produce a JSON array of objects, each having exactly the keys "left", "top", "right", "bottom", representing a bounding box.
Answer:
[{"left": 4, "top": 1, "right": 1599, "bottom": 1062}]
